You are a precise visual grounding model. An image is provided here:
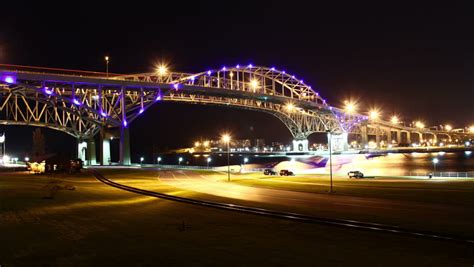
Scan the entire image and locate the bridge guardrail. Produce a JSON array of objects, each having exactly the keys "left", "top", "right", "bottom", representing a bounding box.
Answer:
[{"left": 407, "top": 171, "right": 474, "bottom": 178}]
